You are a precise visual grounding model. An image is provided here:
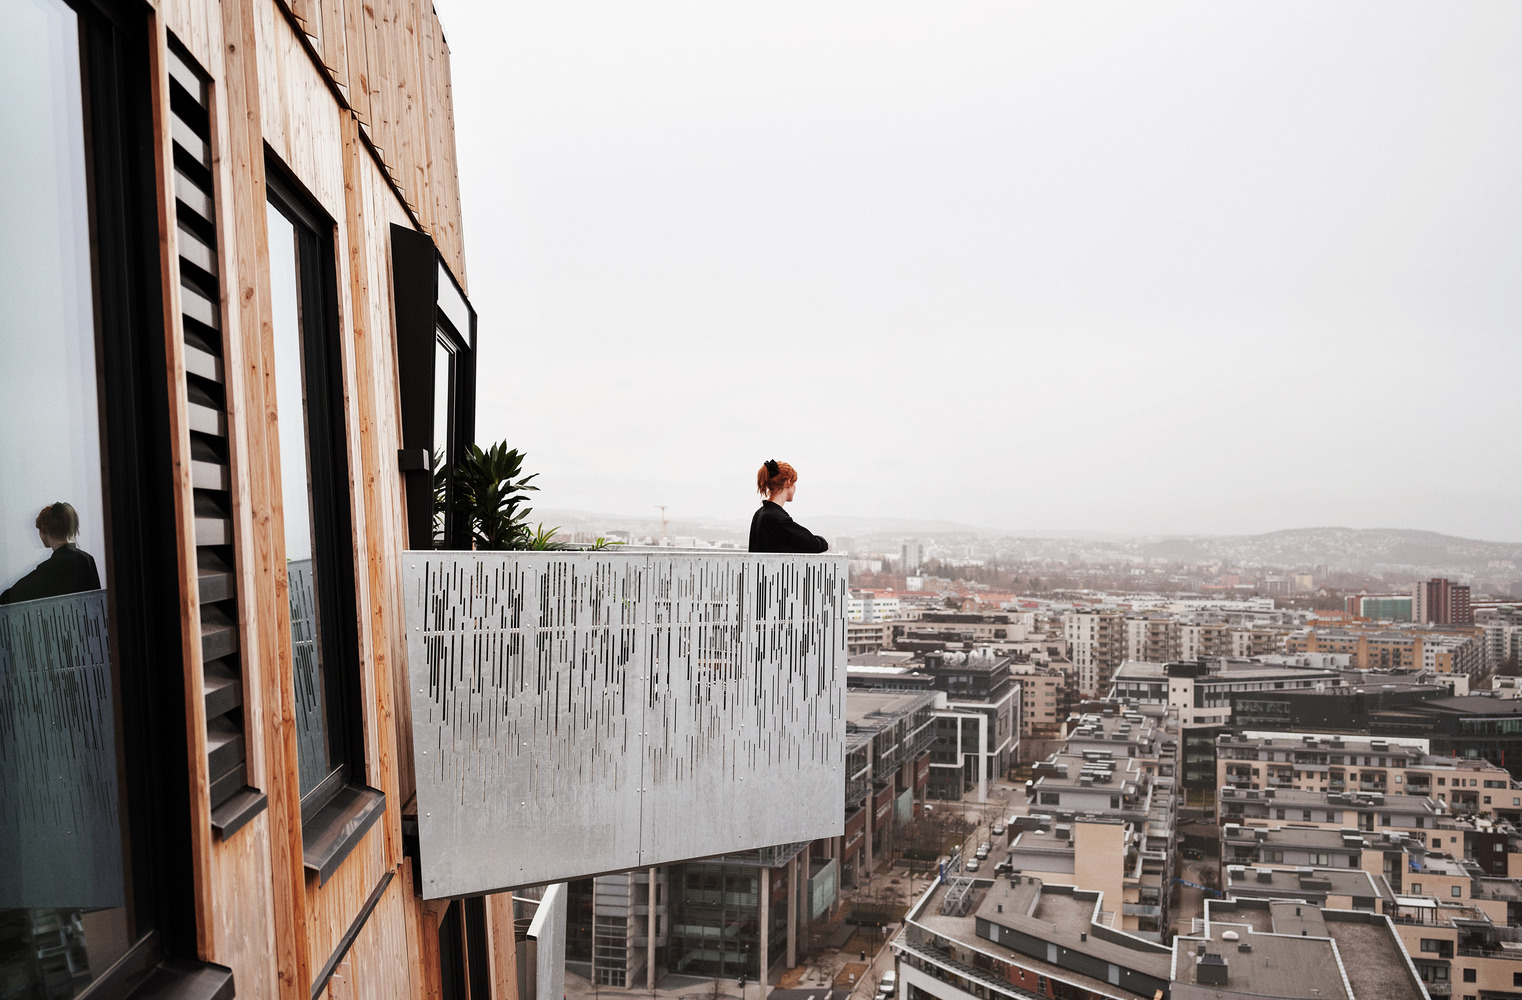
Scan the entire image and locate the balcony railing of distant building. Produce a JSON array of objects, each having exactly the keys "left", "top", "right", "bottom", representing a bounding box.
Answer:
[{"left": 403, "top": 550, "right": 848, "bottom": 898}]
